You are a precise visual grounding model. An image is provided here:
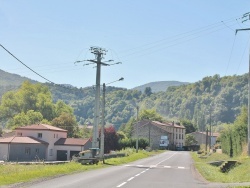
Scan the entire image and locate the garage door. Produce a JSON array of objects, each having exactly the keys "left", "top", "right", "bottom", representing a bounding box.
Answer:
[{"left": 57, "top": 150, "right": 67, "bottom": 161}]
